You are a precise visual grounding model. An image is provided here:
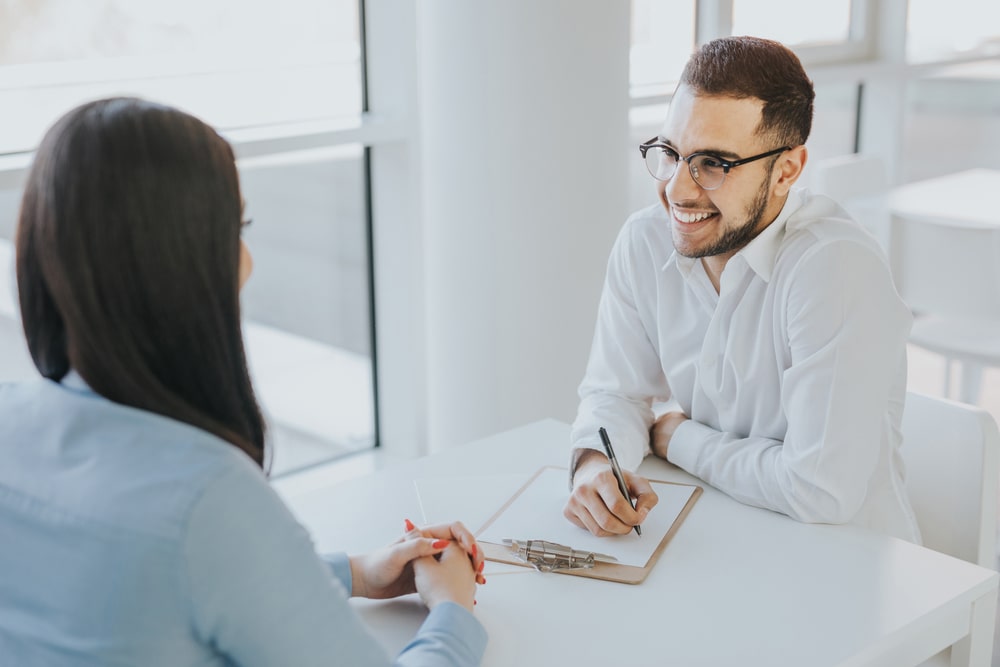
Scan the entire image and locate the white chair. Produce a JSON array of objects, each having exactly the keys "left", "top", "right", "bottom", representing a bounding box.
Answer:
[
  {"left": 900, "top": 392, "right": 1000, "bottom": 667},
  {"left": 894, "top": 217, "right": 1000, "bottom": 404},
  {"left": 810, "top": 153, "right": 892, "bottom": 255},
  {"left": 902, "top": 391, "right": 999, "bottom": 568},
  {"left": 814, "top": 156, "right": 1000, "bottom": 405}
]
